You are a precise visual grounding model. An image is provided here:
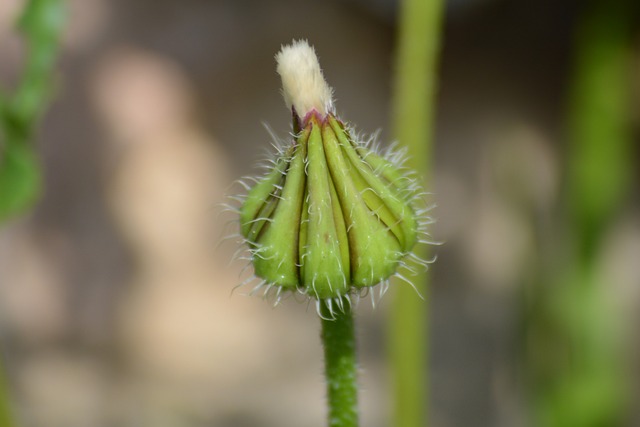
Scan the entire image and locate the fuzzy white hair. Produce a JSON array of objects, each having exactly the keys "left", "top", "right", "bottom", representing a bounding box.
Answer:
[{"left": 275, "top": 40, "right": 333, "bottom": 118}]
